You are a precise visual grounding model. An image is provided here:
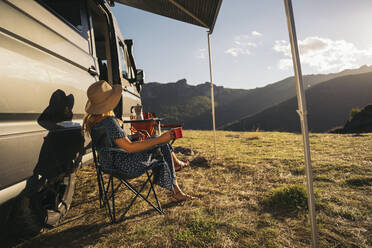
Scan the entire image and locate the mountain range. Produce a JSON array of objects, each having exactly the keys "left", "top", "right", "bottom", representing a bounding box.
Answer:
[
  {"left": 141, "top": 65, "right": 372, "bottom": 132},
  {"left": 223, "top": 71, "right": 372, "bottom": 132}
]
